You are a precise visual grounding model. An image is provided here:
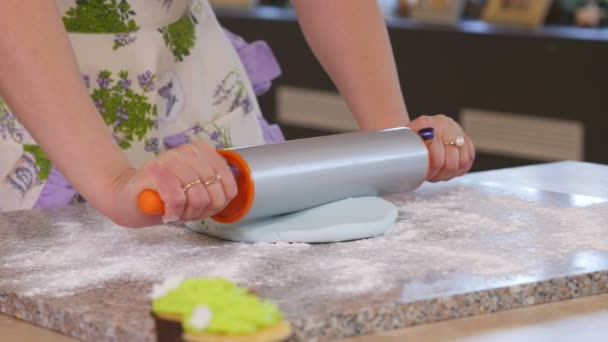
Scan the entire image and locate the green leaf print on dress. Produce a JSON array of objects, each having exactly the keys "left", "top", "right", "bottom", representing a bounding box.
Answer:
[
  {"left": 158, "top": 15, "right": 196, "bottom": 62},
  {"left": 91, "top": 70, "right": 158, "bottom": 150},
  {"left": 22, "top": 145, "right": 52, "bottom": 181},
  {"left": 62, "top": 0, "right": 139, "bottom": 49}
]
